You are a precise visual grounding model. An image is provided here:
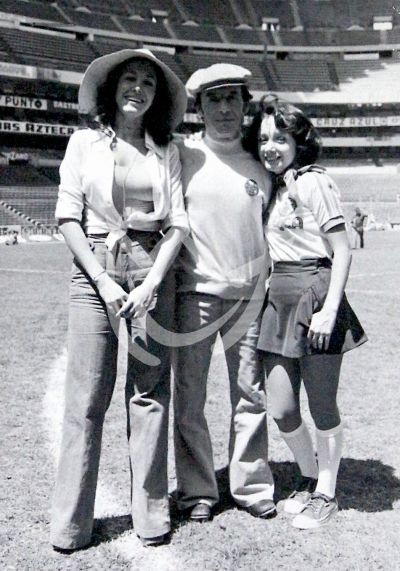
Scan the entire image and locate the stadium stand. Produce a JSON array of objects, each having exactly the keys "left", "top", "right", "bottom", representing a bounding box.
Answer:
[
  {"left": 0, "top": 27, "right": 97, "bottom": 71},
  {"left": 297, "top": 0, "right": 337, "bottom": 29},
  {"left": 222, "top": 26, "right": 264, "bottom": 45},
  {"left": 124, "top": 0, "right": 180, "bottom": 20},
  {"left": 168, "top": 23, "right": 223, "bottom": 43},
  {"left": 1, "top": 0, "right": 400, "bottom": 232},
  {"left": 0, "top": 187, "right": 58, "bottom": 224},
  {"left": 250, "top": 0, "right": 295, "bottom": 28},
  {"left": 0, "top": 166, "right": 56, "bottom": 186},
  {"left": 117, "top": 17, "right": 172, "bottom": 38},
  {"left": 67, "top": 0, "right": 129, "bottom": 18},
  {"left": 178, "top": 52, "right": 269, "bottom": 91},
  {"left": 91, "top": 36, "right": 140, "bottom": 55},
  {"left": 263, "top": 59, "right": 335, "bottom": 91},
  {"left": 179, "top": 0, "right": 239, "bottom": 27},
  {"left": 296, "top": 0, "right": 397, "bottom": 29},
  {"left": 0, "top": 0, "right": 68, "bottom": 23},
  {"left": 62, "top": 8, "right": 121, "bottom": 32},
  {"left": 0, "top": 203, "right": 25, "bottom": 226},
  {"left": 335, "top": 59, "right": 400, "bottom": 92},
  {"left": 335, "top": 30, "right": 383, "bottom": 46}
]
